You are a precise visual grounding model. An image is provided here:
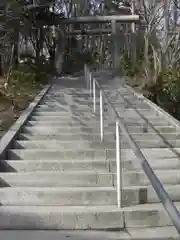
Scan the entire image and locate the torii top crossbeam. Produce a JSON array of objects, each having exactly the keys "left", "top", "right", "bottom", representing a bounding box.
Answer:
[{"left": 60, "top": 15, "right": 139, "bottom": 24}]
